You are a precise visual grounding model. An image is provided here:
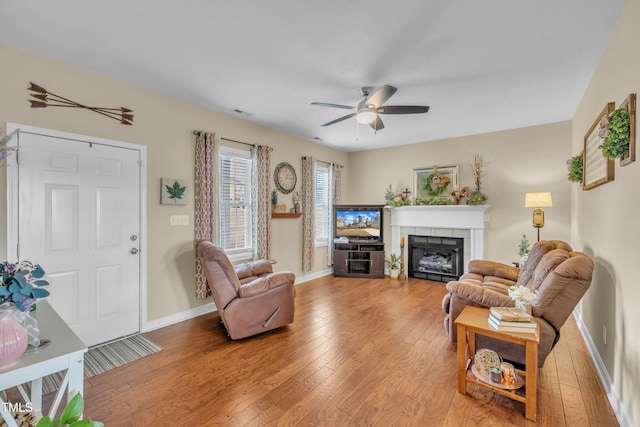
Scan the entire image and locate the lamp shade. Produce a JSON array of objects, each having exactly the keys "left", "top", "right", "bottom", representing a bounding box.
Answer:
[{"left": 524, "top": 192, "right": 553, "bottom": 208}]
